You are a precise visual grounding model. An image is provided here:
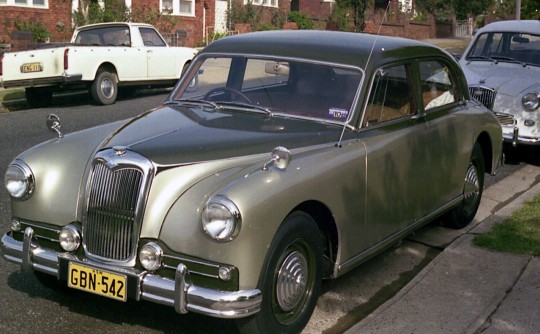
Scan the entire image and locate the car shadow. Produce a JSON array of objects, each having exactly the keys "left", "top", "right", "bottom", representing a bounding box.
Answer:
[{"left": 503, "top": 144, "right": 540, "bottom": 167}]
